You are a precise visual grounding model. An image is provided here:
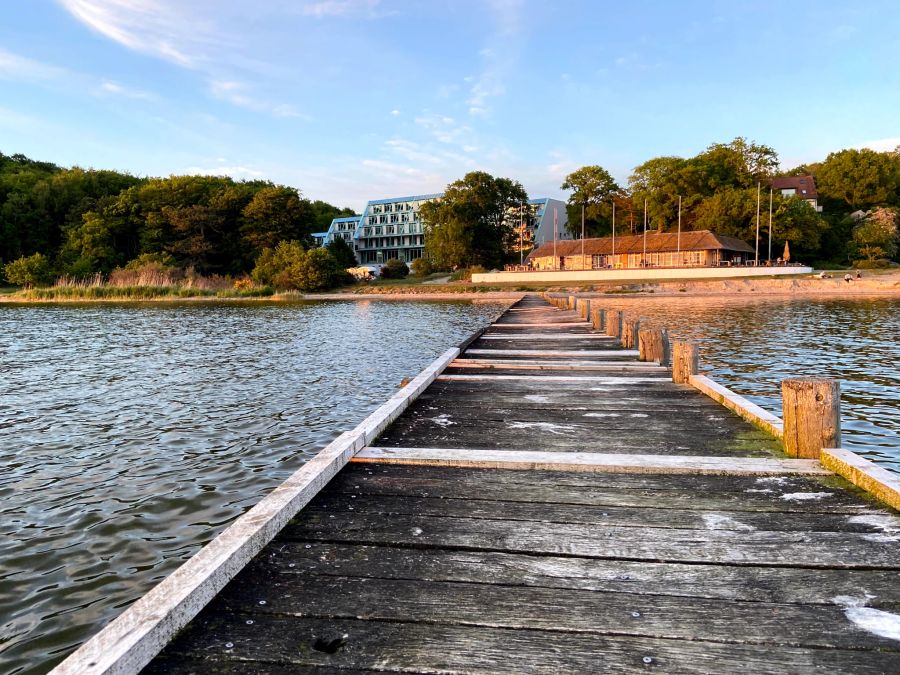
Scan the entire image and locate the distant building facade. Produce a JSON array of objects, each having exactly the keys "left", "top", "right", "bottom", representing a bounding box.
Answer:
[
  {"left": 526, "top": 230, "right": 755, "bottom": 271},
  {"left": 315, "top": 193, "right": 570, "bottom": 266},
  {"left": 771, "top": 175, "right": 823, "bottom": 212}
]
